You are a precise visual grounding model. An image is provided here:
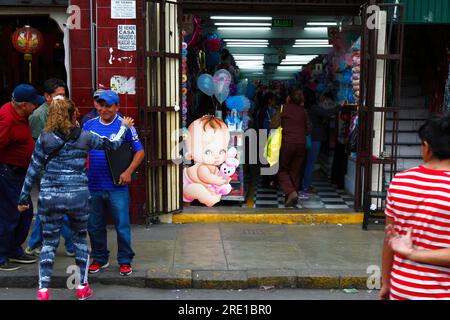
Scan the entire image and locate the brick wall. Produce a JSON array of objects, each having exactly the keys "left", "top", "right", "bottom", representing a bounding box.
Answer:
[{"left": 70, "top": 0, "right": 144, "bottom": 223}]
